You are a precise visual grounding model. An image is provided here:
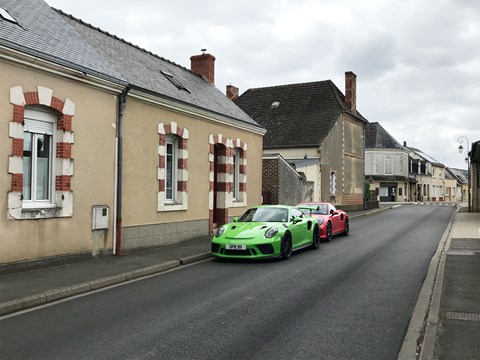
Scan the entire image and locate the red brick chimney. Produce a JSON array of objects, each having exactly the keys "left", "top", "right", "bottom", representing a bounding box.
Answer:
[
  {"left": 226, "top": 85, "right": 239, "bottom": 101},
  {"left": 190, "top": 52, "right": 216, "bottom": 85},
  {"left": 345, "top": 71, "right": 357, "bottom": 113}
]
